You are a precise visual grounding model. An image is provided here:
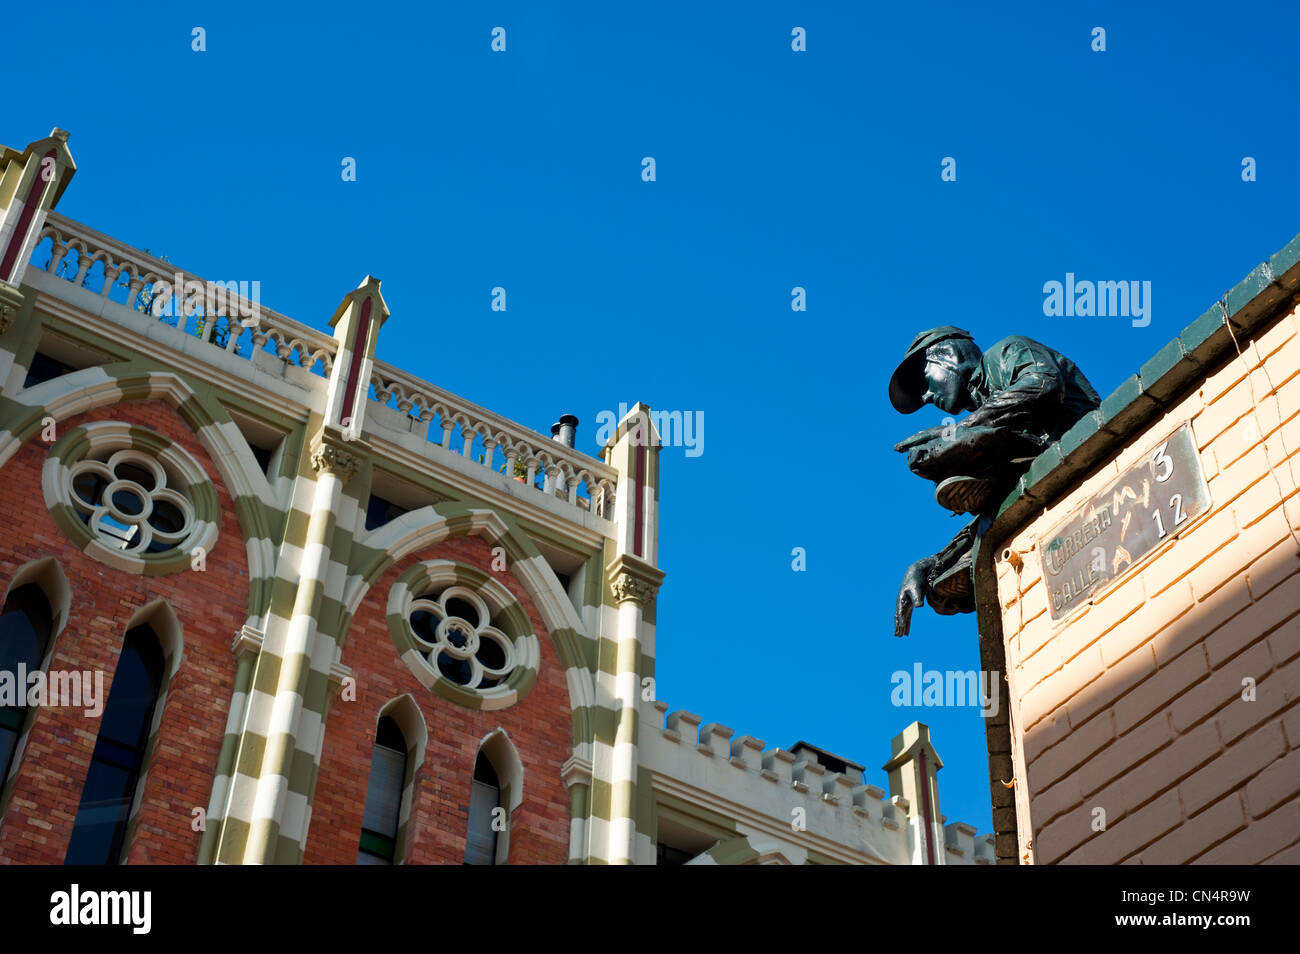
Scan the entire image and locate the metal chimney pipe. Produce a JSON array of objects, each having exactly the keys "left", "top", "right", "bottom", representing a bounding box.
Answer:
[{"left": 551, "top": 414, "right": 578, "bottom": 449}]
